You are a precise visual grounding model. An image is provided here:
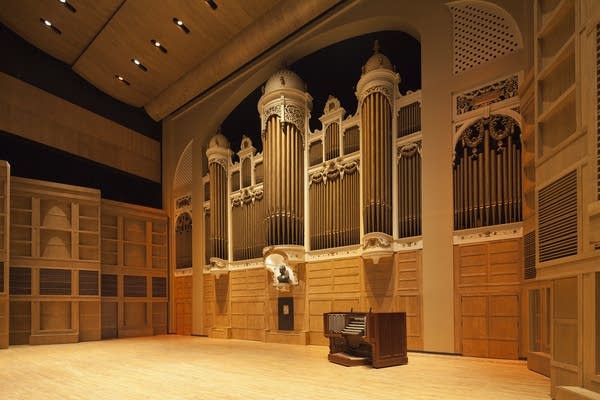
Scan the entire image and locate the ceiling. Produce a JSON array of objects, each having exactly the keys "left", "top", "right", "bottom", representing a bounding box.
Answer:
[{"left": 0, "top": 0, "right": 342, "bottom": 121}]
